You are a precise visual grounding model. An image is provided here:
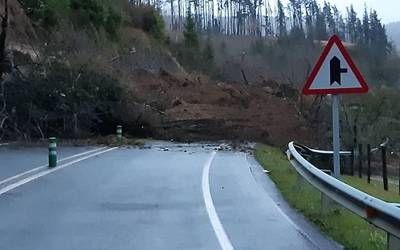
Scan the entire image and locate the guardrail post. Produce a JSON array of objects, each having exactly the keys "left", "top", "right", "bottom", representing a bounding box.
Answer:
[
  {"left": 48, "top": 137, "right": 57, "bottom": 168},
  {"left": 367, "top": 144, "right": 371, "bottom": 184},
  {"left": 116, "top": 125, "right": 122, "bottom": 145},
  {"left": 353, "top": 124, "right": 358, "bottom": 152},
  {"left": 358, "top": 144, "right": 363, "bottom": 178},
  {"left": 388, "top": 233, "right": 400, "bottom": 250},
  {"left": 350, "top": 148, "right": 354, "bottom": 176},
  {"left": 353, "top": 124, "right": 358, "bottom": 177},
  {"left": 381, "top": 145, "right": 388, "bottom": 191}
]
